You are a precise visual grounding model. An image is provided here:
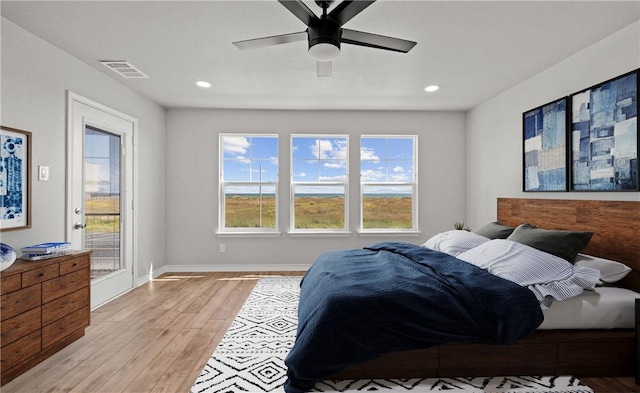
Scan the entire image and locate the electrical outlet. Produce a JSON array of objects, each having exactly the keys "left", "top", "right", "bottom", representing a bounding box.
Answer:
[{"left": 219, "top": 244, "right": 225, "bottom": 253}]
